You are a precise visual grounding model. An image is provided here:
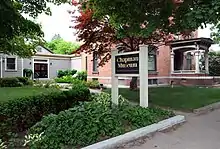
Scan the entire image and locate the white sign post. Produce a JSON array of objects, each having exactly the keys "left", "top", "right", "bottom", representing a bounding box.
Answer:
[
  {"left": 139, "top": 45, "right": 149, "bottom": 107},
  {"left": 111, "top": 50, "right": 119, "bottom": 105},
  {"left": 111, "top": 45, "right": 149, "bottom": 107}
]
